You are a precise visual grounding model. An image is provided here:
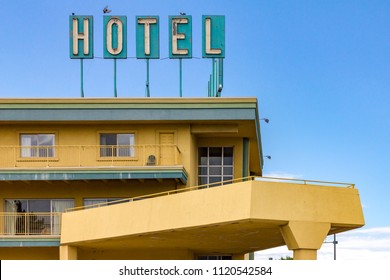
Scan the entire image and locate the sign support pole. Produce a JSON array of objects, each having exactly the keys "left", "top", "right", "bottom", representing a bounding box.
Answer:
[
  {"left": 215, "top": 58, "right": 218, "bottom": 97},
  {"left": 217, "top": 58, "right": 223, "bottom": 97},
  {"left": 208, "top": 78, "right": 211, "bottom": 97},
  {"left": 114, "top": 58, "right": 118, "bottom": 97},
  {"left": 211, "top": 59, "right": 215, "bottom": 97},
  {"left": 80, "top": 59, "right": 84, "bottom": 97},
  {"left": 179, "top": 58, "right": 183, "bottom": 97},
  {"left": 146, "top": 59, "right": 150, "bottom": 97}
]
